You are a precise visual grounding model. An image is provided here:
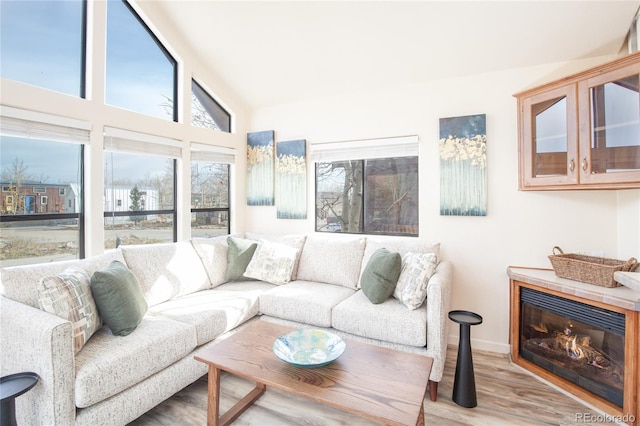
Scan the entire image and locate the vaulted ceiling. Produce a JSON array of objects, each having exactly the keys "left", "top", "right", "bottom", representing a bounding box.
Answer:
[{"left": 142, "top": 1, "right": 639, "bottom": 109}]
